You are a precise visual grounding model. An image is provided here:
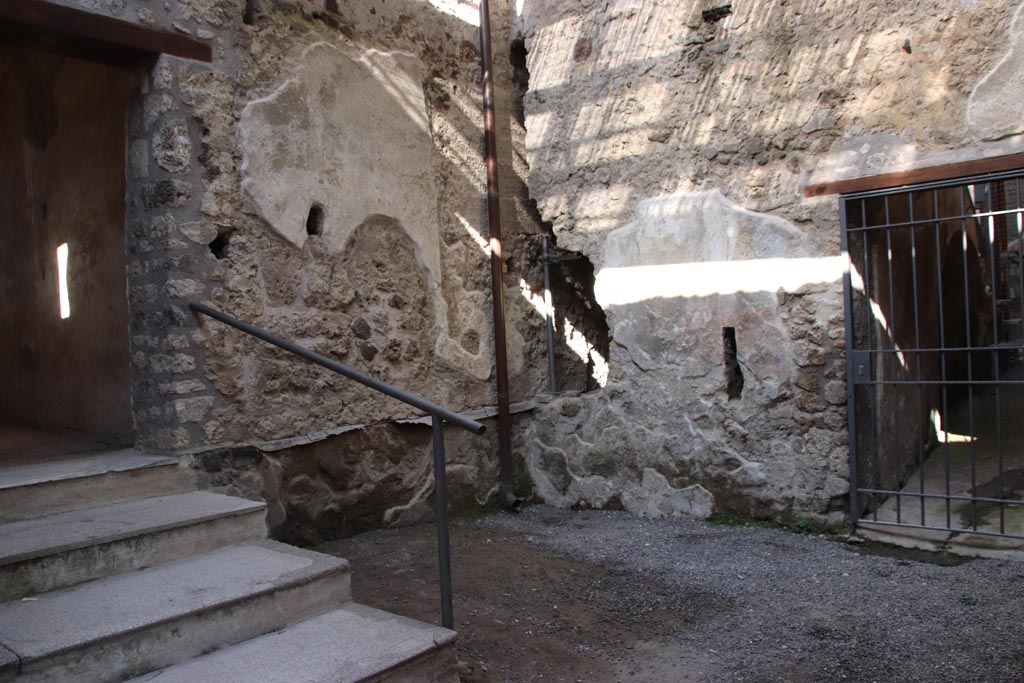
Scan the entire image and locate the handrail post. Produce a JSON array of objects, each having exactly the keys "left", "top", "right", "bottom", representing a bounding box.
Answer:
[
  {"left": 431, "top": 414, "right": 454, "bottom": 630},
  {"left": 188, "top": 301, "right": 479, "bottom": 631}
]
